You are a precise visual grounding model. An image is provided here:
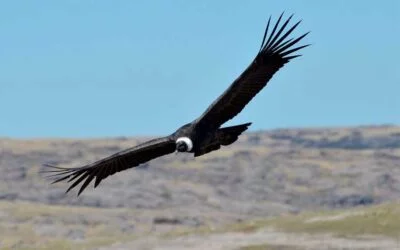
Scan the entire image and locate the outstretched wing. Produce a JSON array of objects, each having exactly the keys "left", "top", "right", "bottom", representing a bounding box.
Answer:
[
  {"left": 195, "top": 13, "right": 310, "bottom": 129},
  {"left": 41, "top": 136, "right": 176, "bottom": 196}
]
